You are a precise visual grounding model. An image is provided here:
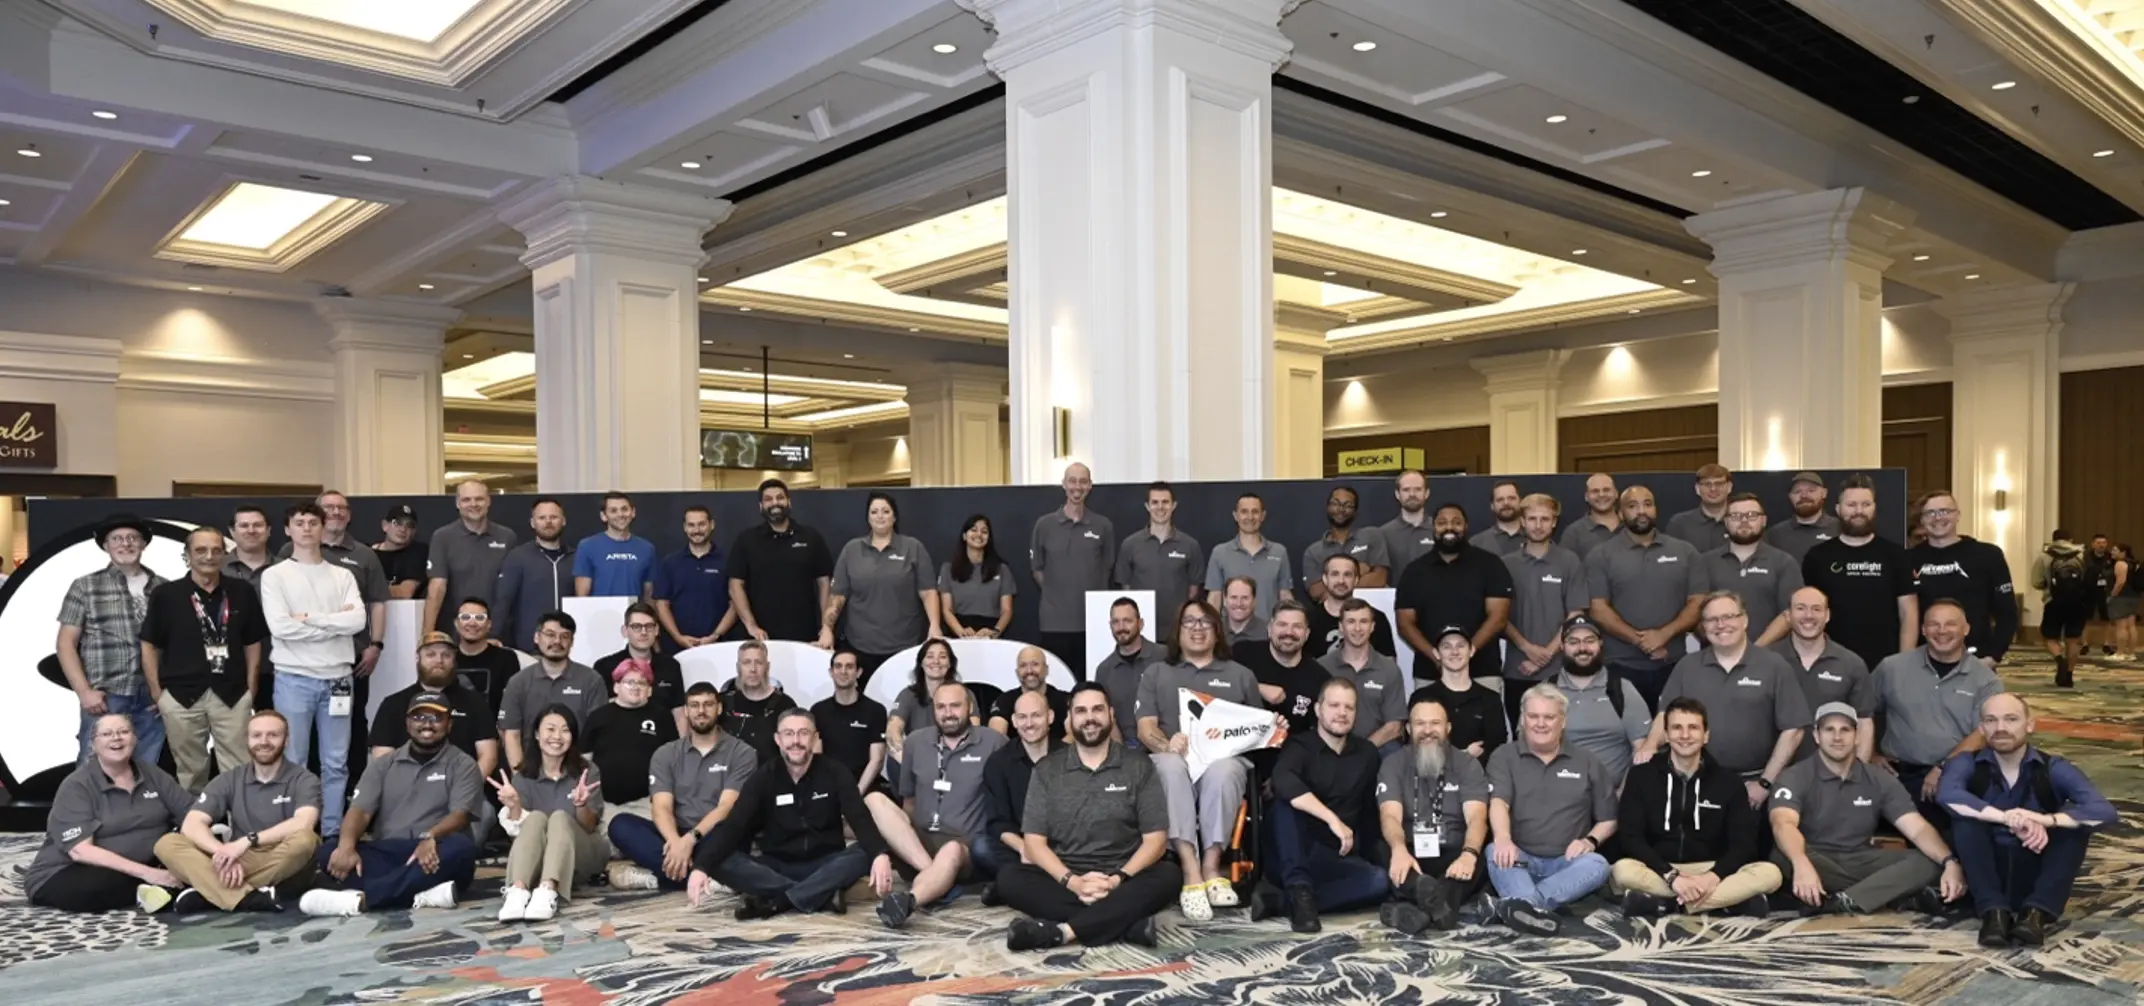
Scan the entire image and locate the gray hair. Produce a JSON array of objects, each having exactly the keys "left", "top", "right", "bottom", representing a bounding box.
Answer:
[{"left": 1519, "top": 683, "right": 1568, "bottom": 717}]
